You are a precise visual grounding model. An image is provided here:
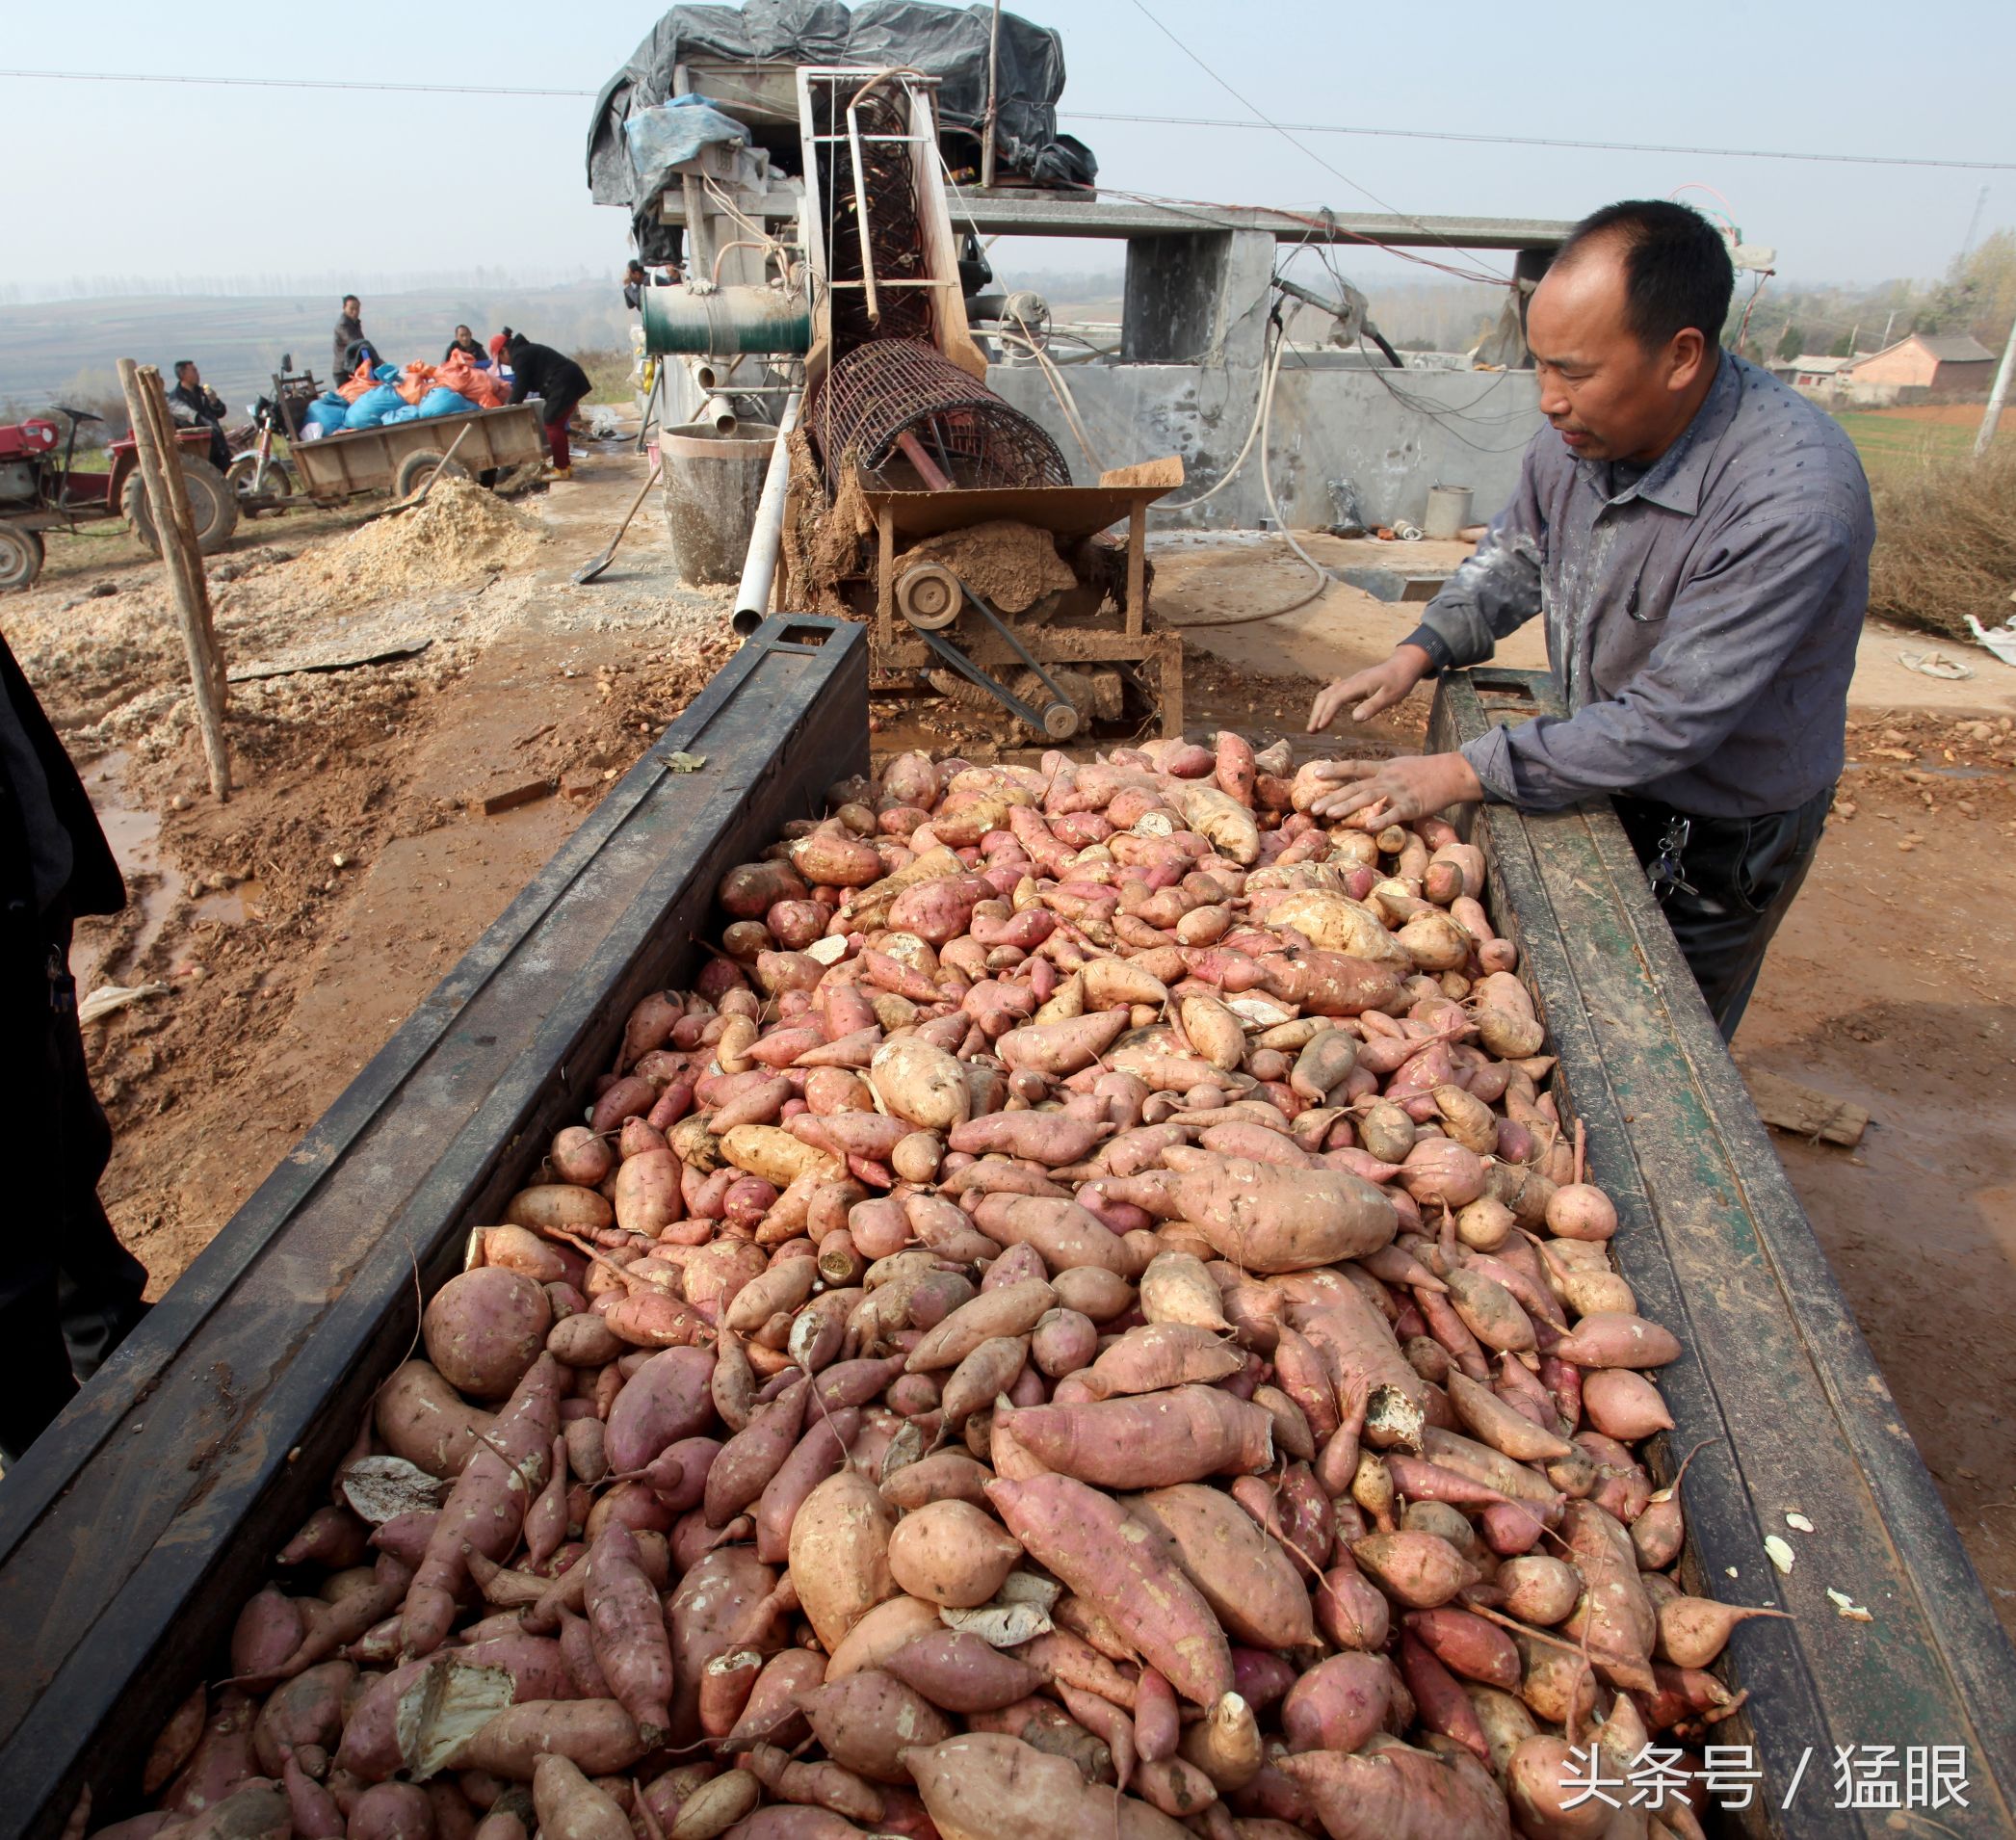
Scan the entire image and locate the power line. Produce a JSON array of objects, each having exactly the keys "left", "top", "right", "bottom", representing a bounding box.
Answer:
[
  {"left": 0, "top": 67, "right": 591, "bottom": 97},
  {"left": 6, "top": 66, "right": 2008, "bottom": 175},
  {"left": 1062, "top": 111, "right": 2016, "bottom": 173},
  {"left": 1119, "top": 0, "right": 1505, "bottom": 279}
]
